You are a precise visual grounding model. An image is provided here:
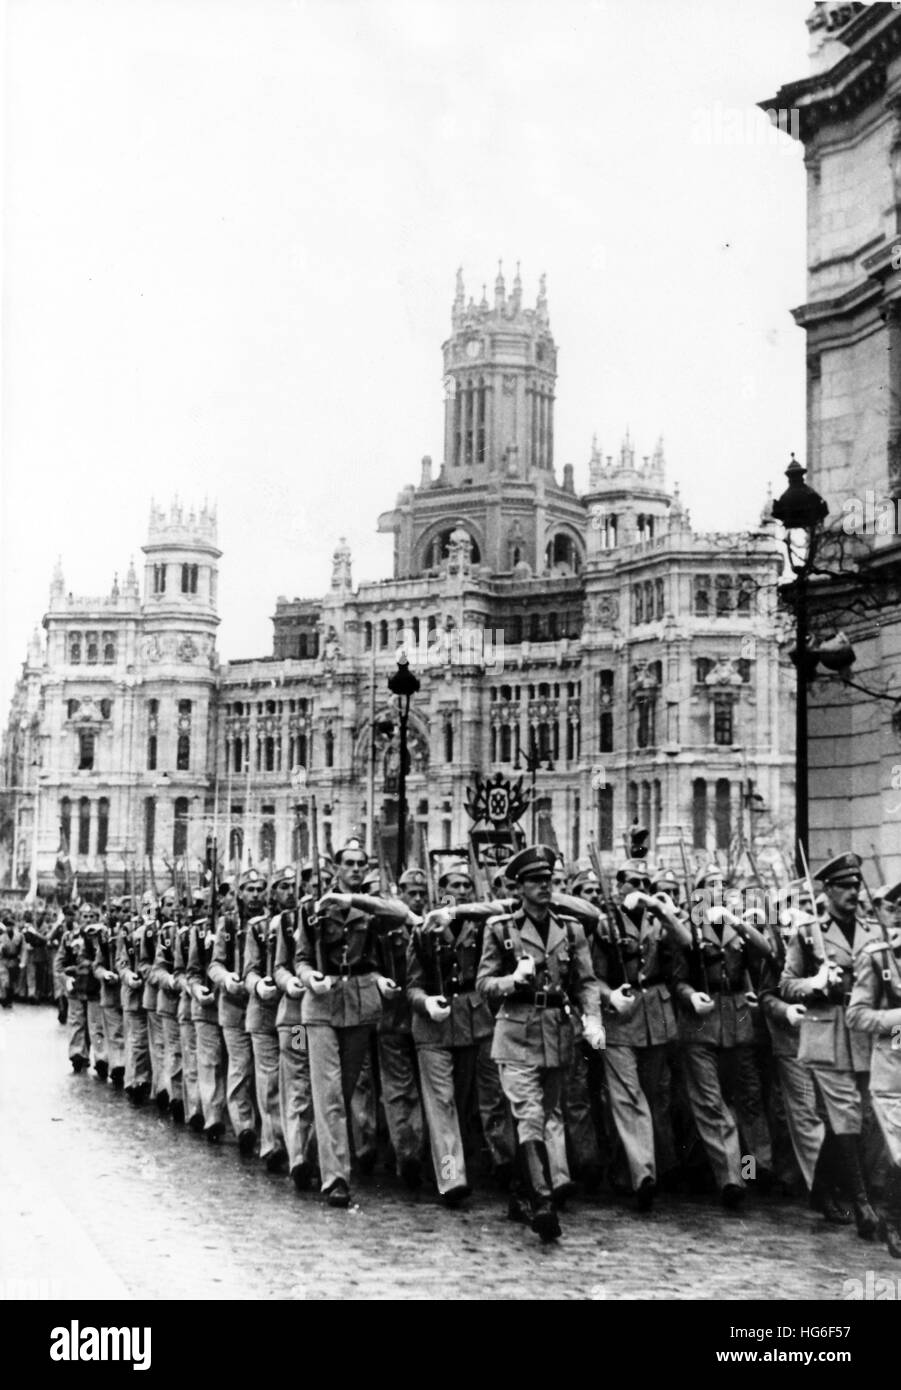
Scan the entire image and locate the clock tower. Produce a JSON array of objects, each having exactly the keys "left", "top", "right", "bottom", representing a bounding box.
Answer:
[{"left": 442, "top": 263, "right": 557, "bottom": 482}]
